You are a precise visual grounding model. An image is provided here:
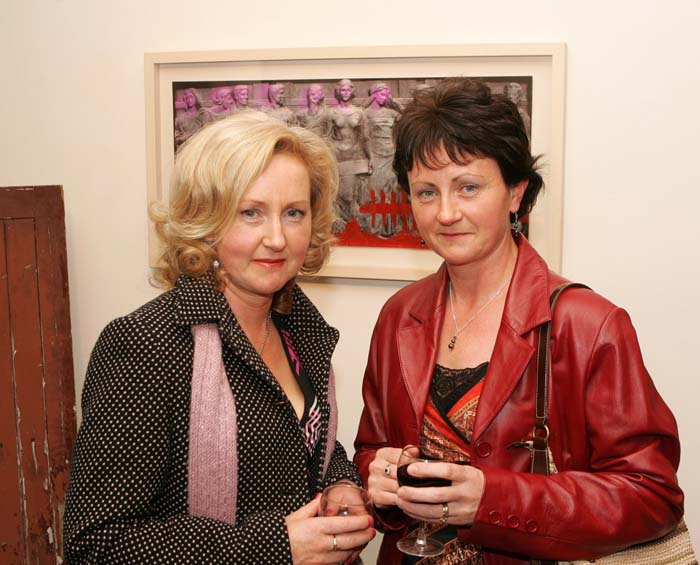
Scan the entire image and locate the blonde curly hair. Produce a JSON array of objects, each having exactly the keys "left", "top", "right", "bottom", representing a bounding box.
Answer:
[{"left": 150, "top": 110, "right": 338, "bottom": 305}]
